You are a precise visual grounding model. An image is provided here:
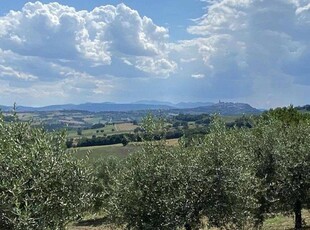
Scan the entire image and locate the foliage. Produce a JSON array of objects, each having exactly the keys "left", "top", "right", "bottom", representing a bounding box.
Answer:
[
  {"left": 246, "top": 108, "right": 310, "bottom": 229},
  {"left": 88, "top": 108, "right": 310, "bottom": 229},
  {"left": 77, "top": 127, "right": 82, "bottom": 135},
  {"left": 295, "top": 104, "right": 310, "bottom": 111},
  {"left": 262, "top": 105, "right": 309, "bottom": 125},
  {"left": 0, "top": 114, "right": 94, "bottom": 230},
  {"left": 226, "top": 115, "right": 254, "bottom": 128},
  {"left": 76, "top": 133, "right": 140, "bottom": 147},
  {"left": 174, "top": 113, "right": 211, "bottom": 124},
  {"left": 96, "top": 117, "right": 255, "bottom": 229},
  {"left": 276, "top": 118, "right": 310, "bottom": 229},
  {"left": 107, "top": 138, "right": 202, "bottom": 229},
  {"left": 91, "top": 123, "right": 105, "bottom": 129},
  {"left": 91, "top": 157, "right": 123, "bottom": 214},
  {"left": 196, "top": 118, "right": 256, "bottom": 229}
]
